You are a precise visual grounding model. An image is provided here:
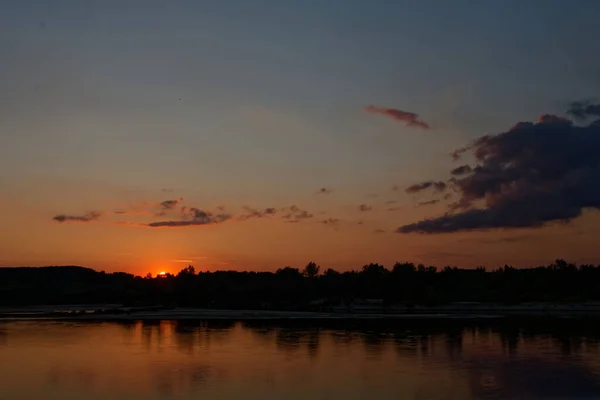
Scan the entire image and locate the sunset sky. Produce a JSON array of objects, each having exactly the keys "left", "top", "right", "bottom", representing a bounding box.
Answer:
[{"left": 2, "top": 1, "right": 600, "bottom": 275}]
